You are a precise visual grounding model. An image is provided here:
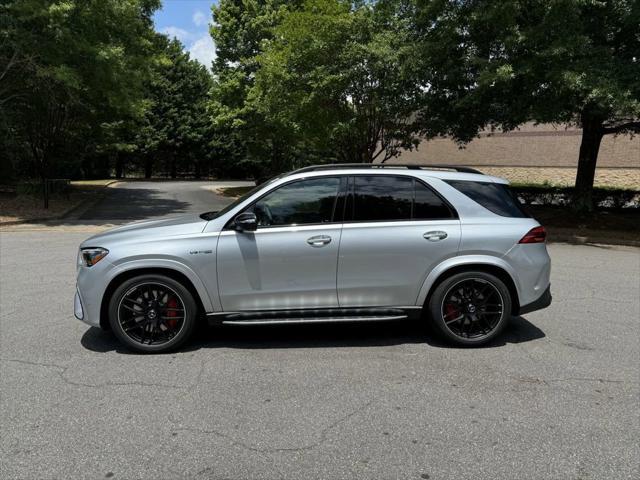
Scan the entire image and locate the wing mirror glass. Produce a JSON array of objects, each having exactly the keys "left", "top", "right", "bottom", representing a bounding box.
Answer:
[{"left": 234, "top": 212, "right": 258, "bottom": 232}]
